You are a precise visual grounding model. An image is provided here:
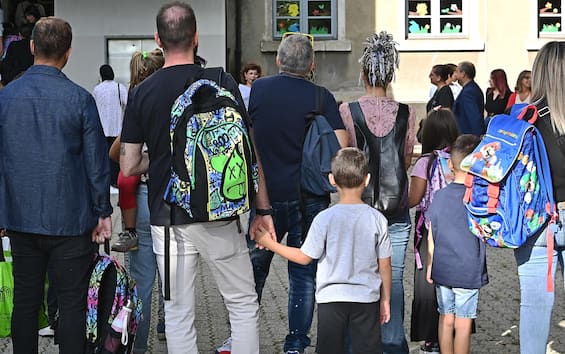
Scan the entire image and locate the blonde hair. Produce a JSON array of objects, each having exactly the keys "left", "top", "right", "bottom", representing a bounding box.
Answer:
[
  {"left": 129, "top": 49, "right": 165, "bottom": 90},
  {"left": 531, "top": 41, "right": 565, "bottom": 134}
]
